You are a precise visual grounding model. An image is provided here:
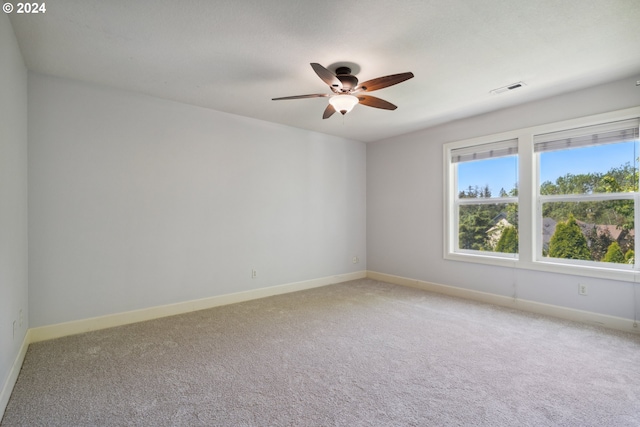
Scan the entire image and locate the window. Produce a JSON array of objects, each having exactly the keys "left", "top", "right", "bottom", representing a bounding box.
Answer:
[
  {"left": 444, "top": 107, "right": 640, "bottom": 280},
  {"left": 451, "top": 139, "right": 518, "bottom": 256},
  {"left": 536, "top": 119, "right": 639, "bottom": 267}
]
